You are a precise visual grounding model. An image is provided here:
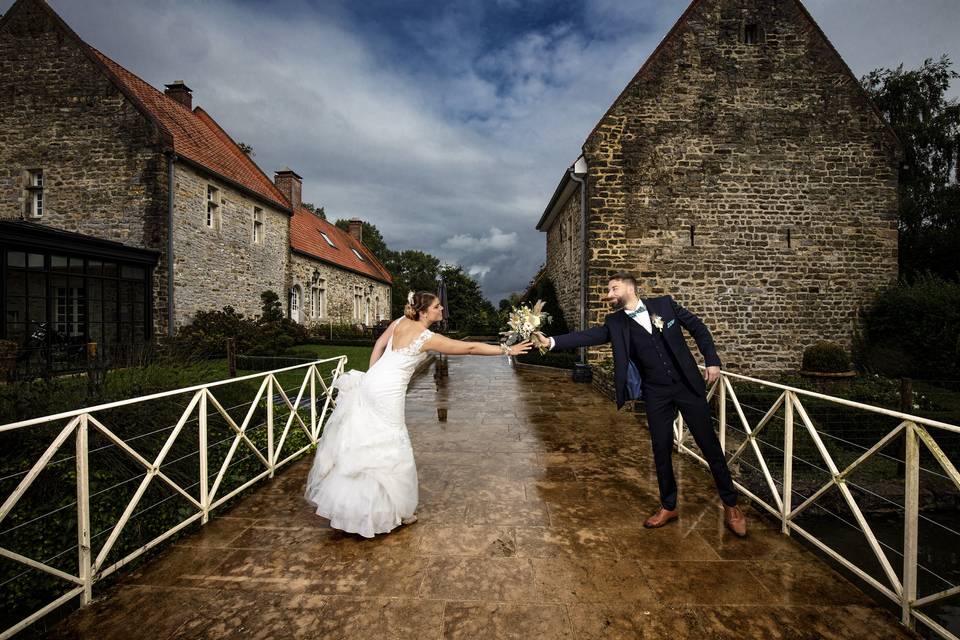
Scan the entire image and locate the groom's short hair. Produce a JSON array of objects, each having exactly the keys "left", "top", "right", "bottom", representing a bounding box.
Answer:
[{"left": 609, "top": 272, "right": 638, "bottom": 292}]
